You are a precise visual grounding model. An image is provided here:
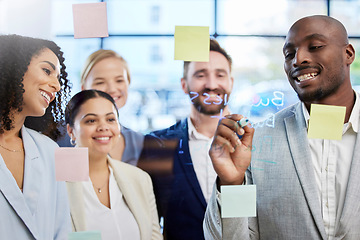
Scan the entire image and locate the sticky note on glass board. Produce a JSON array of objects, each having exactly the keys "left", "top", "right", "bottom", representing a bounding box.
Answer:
[
  {"left": 68, "top": 231, "right": 101, "bottom": 240},
  {"left": 72, "top": 2, "right": 109, "bottom": 39},
  {"left": 55, "top": 147, "right": 89, "bottom": 182},
  {"left": 307, "top": 104, "right": 346, "bottom": 140},
  {"left": 174, "top": 26, "right": 210, "bottom": 62},
  {"left": 221, "top": 185, "right": 256, "bottom": 218}
]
